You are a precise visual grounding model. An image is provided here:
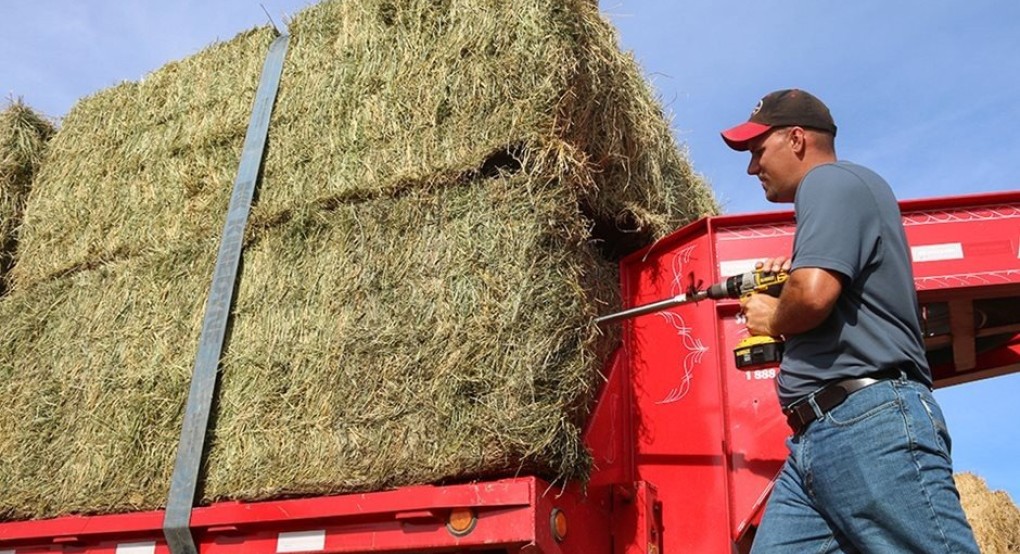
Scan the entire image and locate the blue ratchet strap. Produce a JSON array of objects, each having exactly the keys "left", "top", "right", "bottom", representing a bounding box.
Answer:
[{"left": 163, "top": 27, "right": 290, "bottom": 554}]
